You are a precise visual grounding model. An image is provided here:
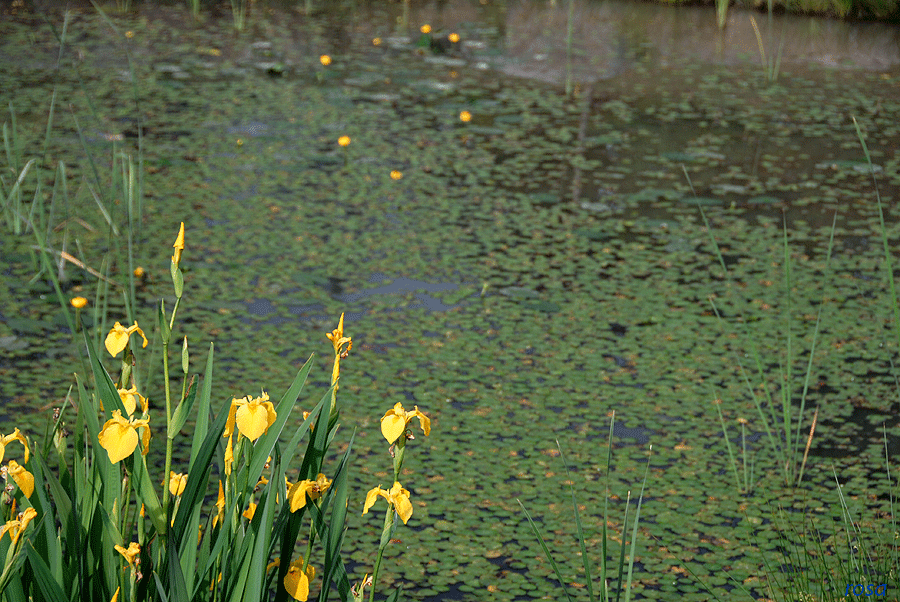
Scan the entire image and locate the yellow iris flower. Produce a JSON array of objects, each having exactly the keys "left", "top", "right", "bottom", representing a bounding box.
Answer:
[
  {"left": 118, "top": 386, "right": 148, "bottom": 416},
  {"left": 284, "top": 556, "right": 316, "bottom": 601},
  {"left": 0, "top": 429, "right": 29, "bottom": 465},
  {"left": 105, "top": 321, "right": 149, "bottom": 357},
  {"left": 98, "top": 410, "right": 151, "bottom": 463},
  {"left": 223, "top": 393, "right": 276, "bottom": 475},
  {"left": 326, "top": 313, "right": 352, "bottom": 388},
  {"left": 287, "top": 473, "right": 331, "bottom": 512},
  {"left": 169, "top": 471, "right": 187, "bottom": 496},
  {"left": 362, "top": 482, "right": 413, "bottom": 525},
  {"left": 243, "top": 502, "right": 257, "bottom": 520},
  {"left": 0, "top": 507, "right": 37, "bottom": 544},
  {"left": 6, "top": 461, "right": 34, "bottom": 498},
  {"left": 380, "top": 402, "right": 430, "bottom": 444},
  {"left": 114, "top": 542, "right": 141, "bottom": 567},
  {"left": 172, "top": 222, "right": 185, "bottom": 265},
  {"left": 225, "top": 393, "right": 276, "bottom": 442}
]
